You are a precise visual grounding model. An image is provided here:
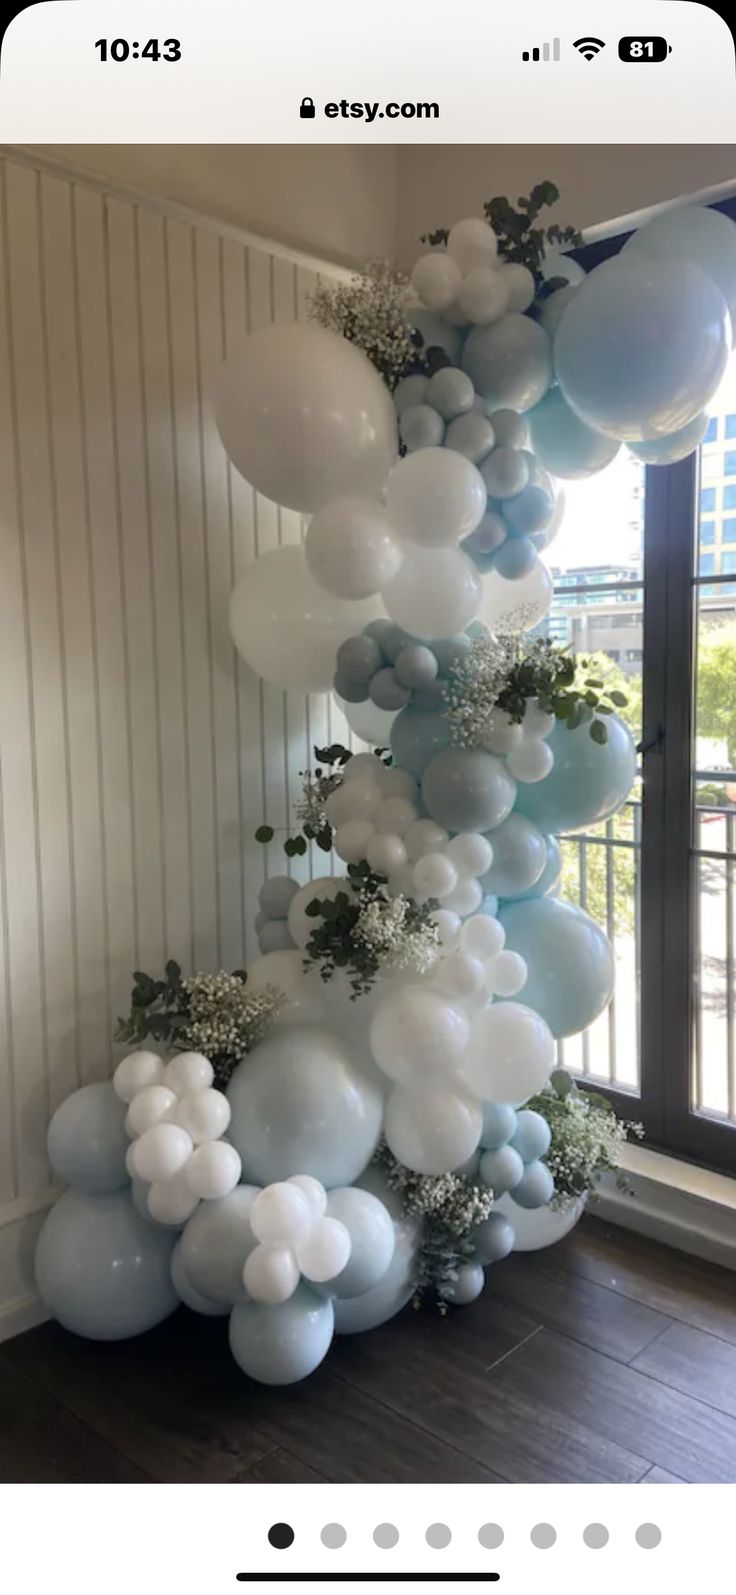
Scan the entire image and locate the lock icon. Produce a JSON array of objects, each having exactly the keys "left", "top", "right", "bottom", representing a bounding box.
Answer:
[{"left": 300, "top": 96, "right": 316, "bottom": 119}]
